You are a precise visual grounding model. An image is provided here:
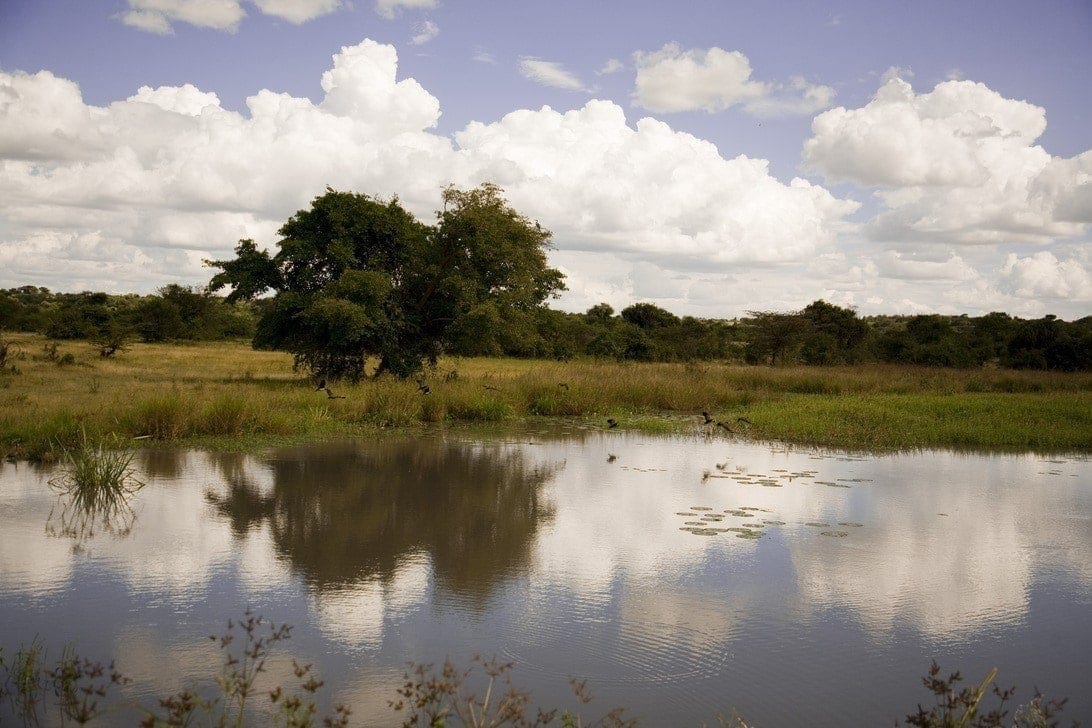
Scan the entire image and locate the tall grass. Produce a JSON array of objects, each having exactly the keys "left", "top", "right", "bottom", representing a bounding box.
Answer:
[
  {"left": 46, "top": 436, "right": 146, "bottom": 541},
  {"left": 0, "top": 333, "right": 1089, "bottom": 460}
]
